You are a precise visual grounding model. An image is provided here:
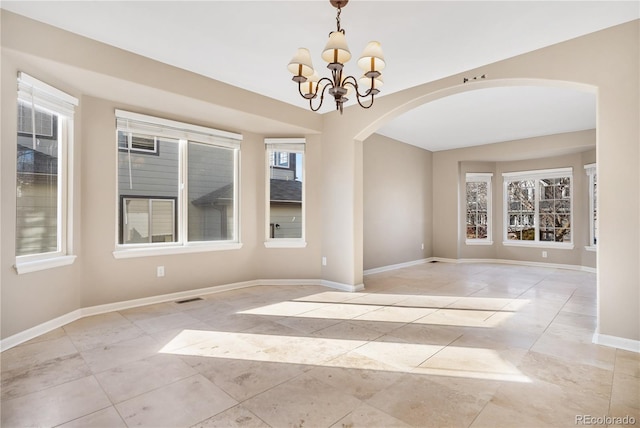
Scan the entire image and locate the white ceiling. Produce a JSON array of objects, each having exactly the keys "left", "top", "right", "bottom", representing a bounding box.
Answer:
[{"left": 3, "top": 1, "right": 638, "bottom": 151}]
